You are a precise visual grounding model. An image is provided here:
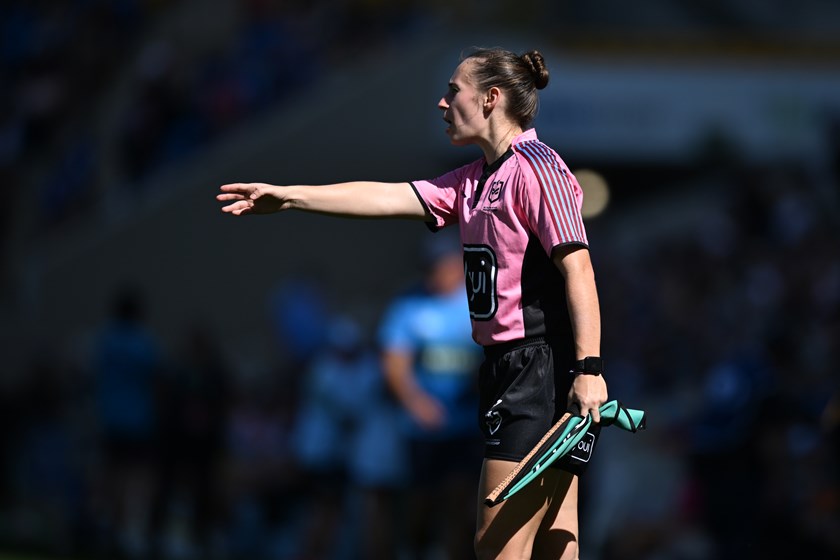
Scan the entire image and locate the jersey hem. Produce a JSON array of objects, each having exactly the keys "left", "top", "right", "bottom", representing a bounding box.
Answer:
[{"left": 550, "top": 240, "right": 590, "bottom": 253}]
